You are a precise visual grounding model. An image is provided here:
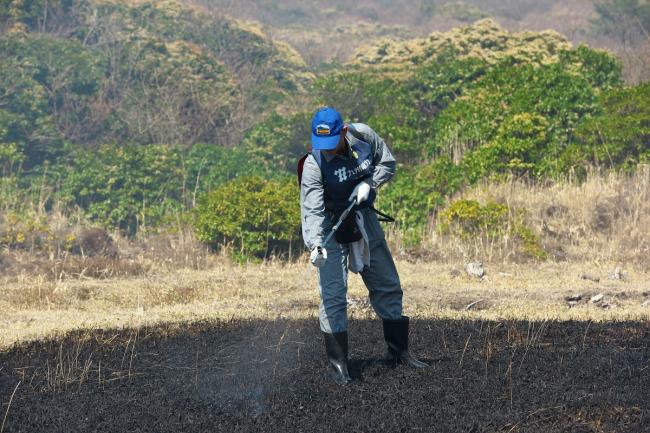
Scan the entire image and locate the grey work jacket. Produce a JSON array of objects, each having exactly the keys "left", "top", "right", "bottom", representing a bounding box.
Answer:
[{"left": 300, "top": 123, "right": 397, "bottom": 250}]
